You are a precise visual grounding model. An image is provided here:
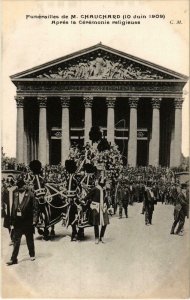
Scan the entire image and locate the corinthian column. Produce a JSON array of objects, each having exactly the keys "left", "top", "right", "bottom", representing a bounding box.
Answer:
[
  {"left": 106, "top": 97, "right": 116, "bottom": 144},
  {"left": 170, "top": 108, "right": 175, "bottom": 167},
  {"left": 46, "top": 133, "right": 49, "bottom": 165},
  {"left": 15, "top": 96, "right": 24, "bottom": 164},
  {"left": 37, "top": 97, "right": 47, "bottom": 165},
  {"left": 128, "top": 97, "right": 139, "bottom": 166},
  {"left": 172, "top": 98, "right": 183, "bottom": 167},
  {"left": 23, "top": 129, "right": 28, "bottom": 165},
  {"left": 149, "top": 97, "right": 161, "bottom": 166},
  {"left": 83, "top": 95, "right": 93, "bottom": 144},
  {"left": 61, "top": 96, "right": 70, "bottom": 165}
]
